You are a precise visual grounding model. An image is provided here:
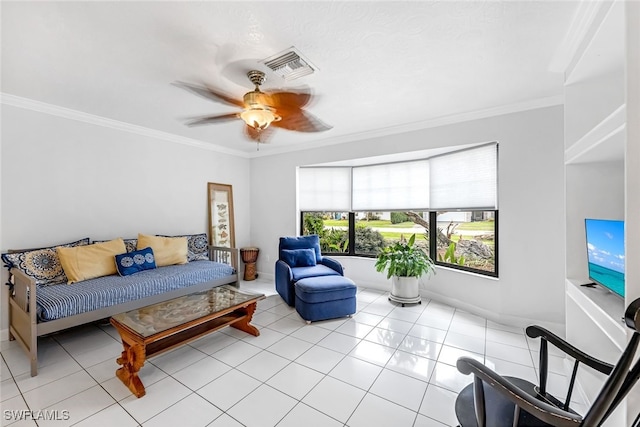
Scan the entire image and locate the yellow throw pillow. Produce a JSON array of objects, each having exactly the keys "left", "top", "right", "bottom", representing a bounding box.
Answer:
[
  {"left": 137, "top": 234, "right": 188, "bottom": 267},
  {"left": 57, "top": 238, "right": 126, "bottom": 284}
]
